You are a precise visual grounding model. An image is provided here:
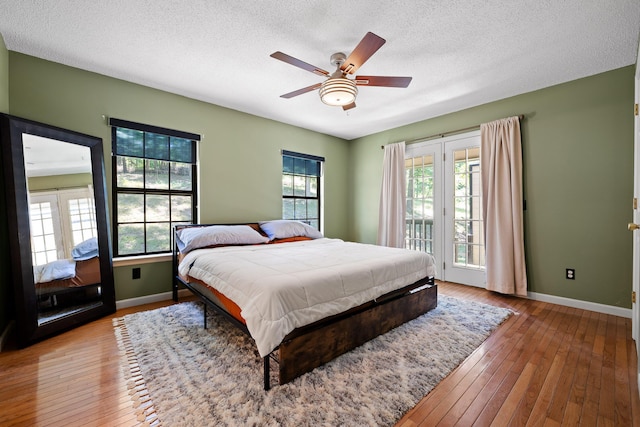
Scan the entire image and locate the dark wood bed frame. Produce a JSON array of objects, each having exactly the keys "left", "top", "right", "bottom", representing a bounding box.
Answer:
[{"left": 172, "top": 223, "right": 437, "bottom": 390}]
